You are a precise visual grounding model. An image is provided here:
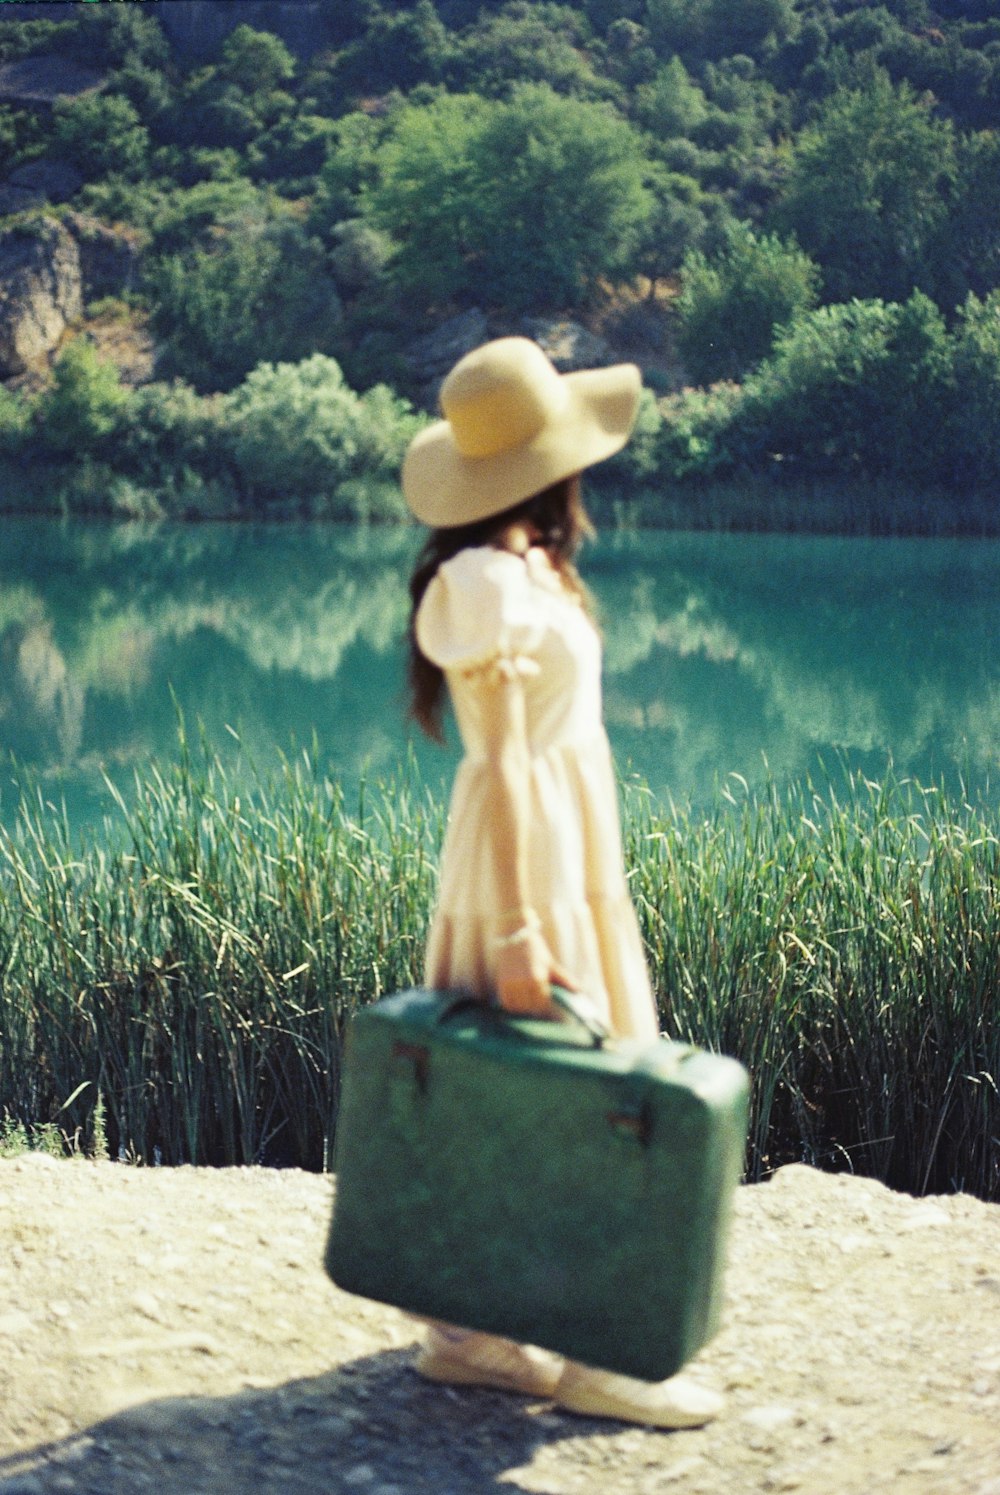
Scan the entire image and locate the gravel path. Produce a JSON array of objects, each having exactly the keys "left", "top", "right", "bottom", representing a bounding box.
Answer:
[{"left": 1, "top": 1157, "right": 997, "bottom": 1494}]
